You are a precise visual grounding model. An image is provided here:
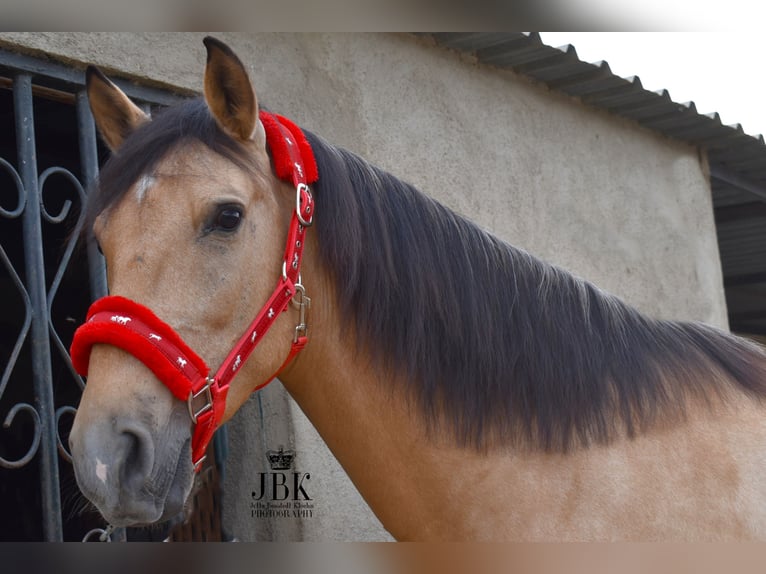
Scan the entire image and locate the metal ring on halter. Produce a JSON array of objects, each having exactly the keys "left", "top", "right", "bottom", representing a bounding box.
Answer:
[
  {"left": 281, "top": 261, "right": 303, "bottom": 286},
  {"left": 295, "top": 183, "right": 313, "bottom": 227},
  {"left": 281, "top": 257, "right": 305, "bottom": 287}
]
